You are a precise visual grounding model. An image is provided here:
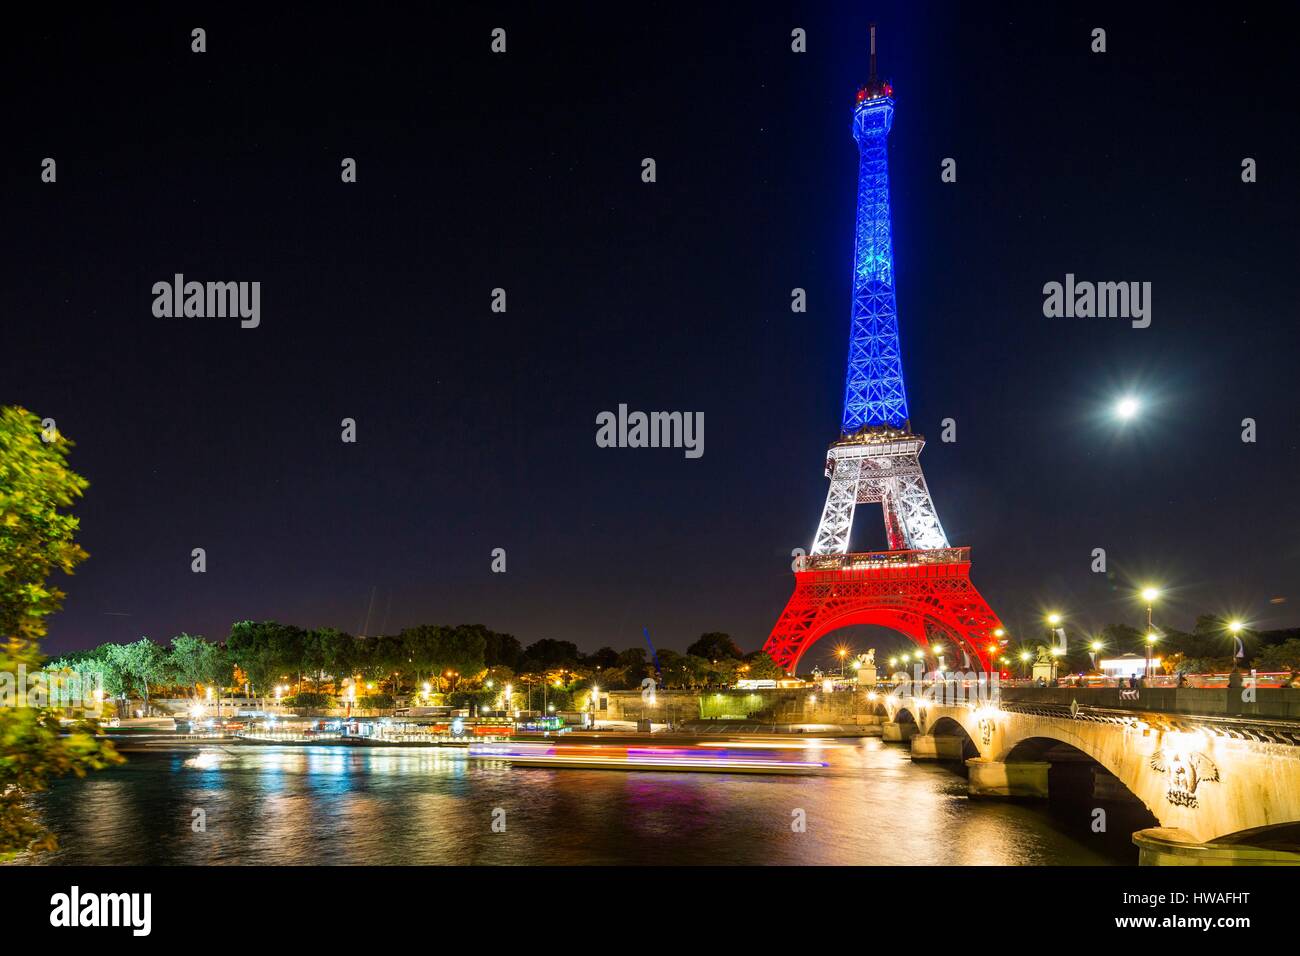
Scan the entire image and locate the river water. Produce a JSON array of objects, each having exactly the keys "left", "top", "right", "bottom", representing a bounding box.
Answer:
[{"left": 25, "top": 738, "right": 1149, "bottom": 865}]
